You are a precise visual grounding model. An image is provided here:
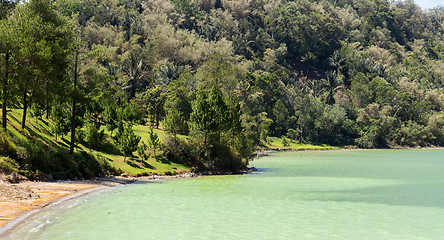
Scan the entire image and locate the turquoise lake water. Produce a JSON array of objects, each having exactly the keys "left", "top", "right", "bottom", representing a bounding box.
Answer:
[{"left": 4, "top": 149, "right": 444, "bottom": 239}]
